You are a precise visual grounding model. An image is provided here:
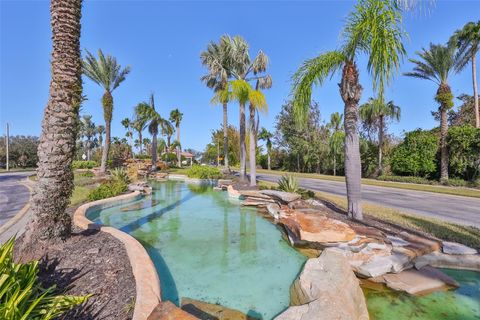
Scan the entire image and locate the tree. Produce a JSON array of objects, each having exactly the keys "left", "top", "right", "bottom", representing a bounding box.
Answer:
[
  {"left": 359, "top": 98, "right": 400, "bottom": 175},
  {"left": 291, "top": 0, "right": 406, "bottom": 220},
  {"left": 201, "top": 39, "right": 232, "bottom": 170},
  {"left": 80, "top": 115, "right": 98, "bottom": 161},
  {"left": 169, "top": 109, "right": 183, "bottom": 167},
  {"left": 259, "top": 128, "right": 273, "bottom": 170},
  {"left": 327, "top": 112, "right": 344, "bottom": 176},
  {"left": 405, "top": 43, "right": 460, "bottom": 182},
  {"left": 97, "top": 124, "right": 105, "bottom": 147},
  {"left": 133, "top": 104, "right": 148, "bottom": 155},
  {"left": 24, "top": 0, "right": 83, "bottom": 241},
  {"left": 450, "top": 21, "right": 480, "bottom": 128},
  {"left": 121, "top": 117, "right": 134, "bottom": 158},
  {"left": 161, "top": 120, "right": 175, "bottom": 154},
  {"left": 82, "top": 49, "right": 130, "bottom": 173}
]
